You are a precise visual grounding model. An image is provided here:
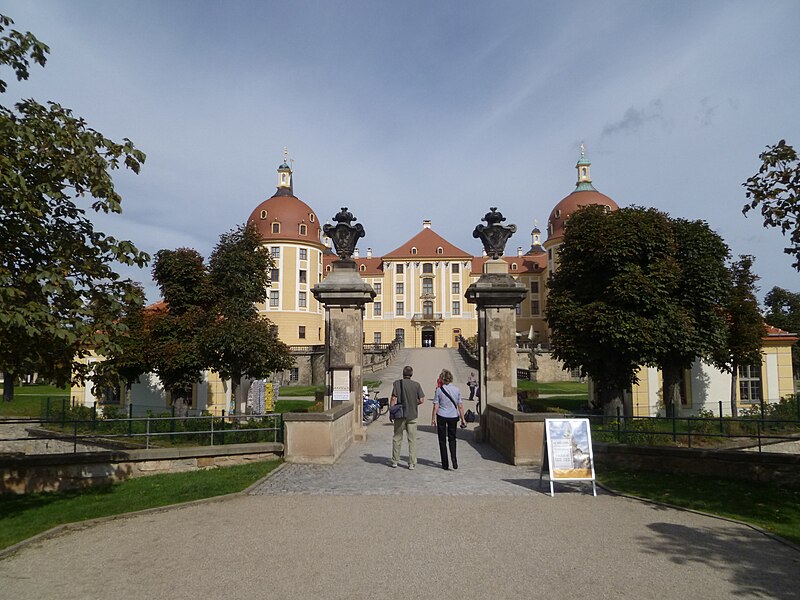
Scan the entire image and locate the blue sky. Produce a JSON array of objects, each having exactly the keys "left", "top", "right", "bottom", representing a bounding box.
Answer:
[{"left": 4, "top": 1, "right": 800, "bottom": 303}]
